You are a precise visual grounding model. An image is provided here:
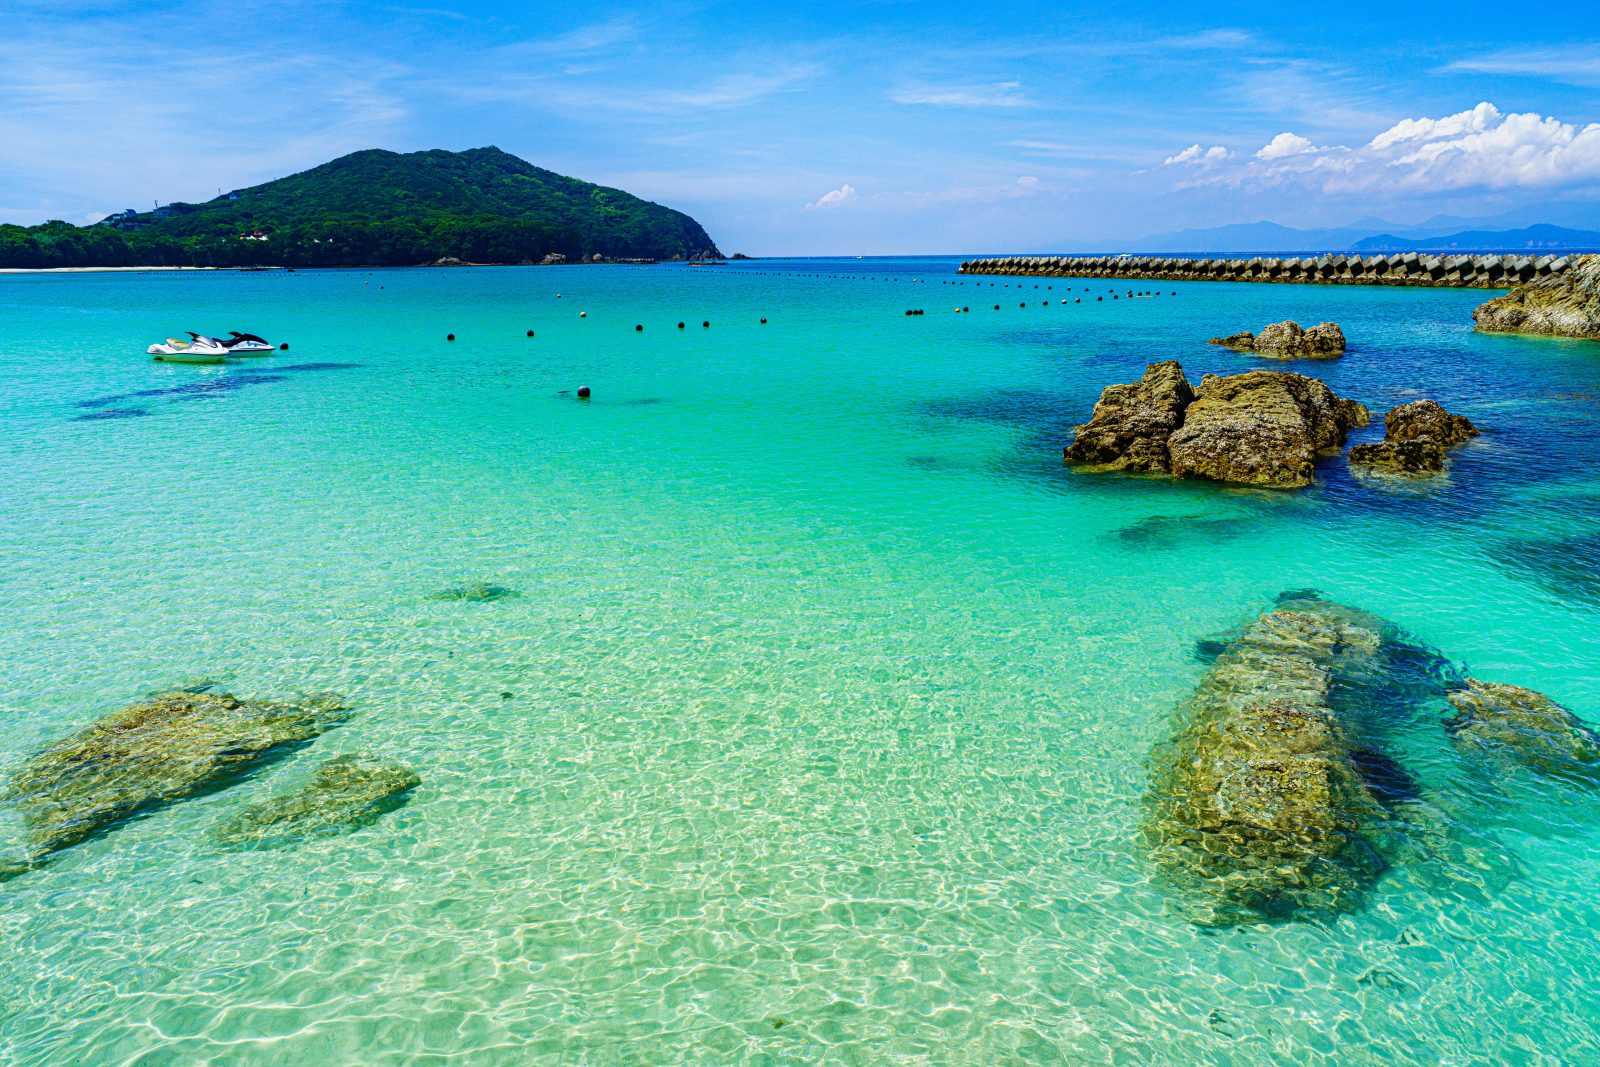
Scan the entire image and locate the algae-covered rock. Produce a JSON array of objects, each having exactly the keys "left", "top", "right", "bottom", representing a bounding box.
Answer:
[
  {"left": 1062, "top": 360, "right": 1194, "bottom": 472},
  {"left": 430, "top": 581, "right": 520, "bottom": 602},
  {"left": 1384, "top": 399, "right": 1478, "bottom": 447},
  {"left": 3, "top": 691, "right": 347, "bottom": 859},
  {"left": 1146, "top": 602, "right": 1402, "bottom": 923},
  {"left": 1446, "top": 679, "right": 1600, "bottom": 782},
  {"left": 1473, "top": 255, "right": 1600, "bottom": 340},
  {"left": 1210, "top": 321, "right": 1345, "bottom": 359},
  {"left": 214, "top": 755, "right": 419, "bottom": 848},
  {"left": 1165, "top": 371, "right": 1369, "bottom": 488},
  {"left": 1349, "top": 399, "right": 1478, "bottom": 477}
]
